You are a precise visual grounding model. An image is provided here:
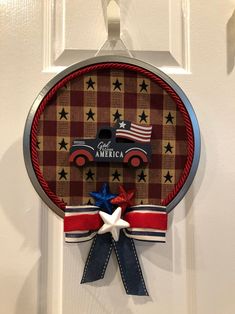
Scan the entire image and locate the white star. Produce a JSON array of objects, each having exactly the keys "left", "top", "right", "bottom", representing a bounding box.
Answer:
[
  {"left": 119, "top": 121, "right": 126, "bottom": 129},
  {"left": 98, "top": 207, "right": 130, "bottom": 241}
]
